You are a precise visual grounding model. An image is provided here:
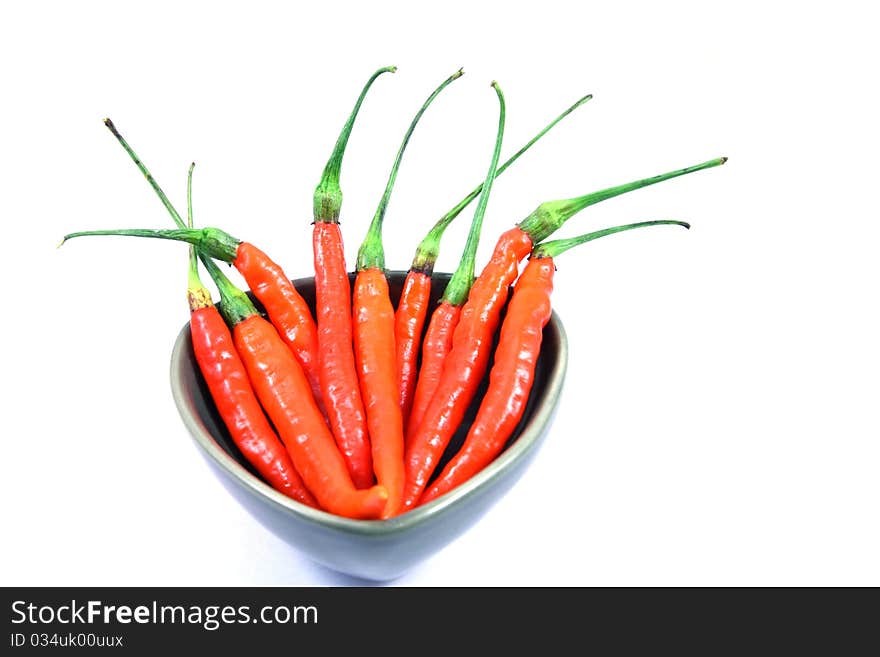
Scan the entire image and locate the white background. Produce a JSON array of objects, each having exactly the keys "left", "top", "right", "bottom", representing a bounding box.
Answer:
[{"left": 2, "top": 1, "right": 877, "bottom": 586}]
